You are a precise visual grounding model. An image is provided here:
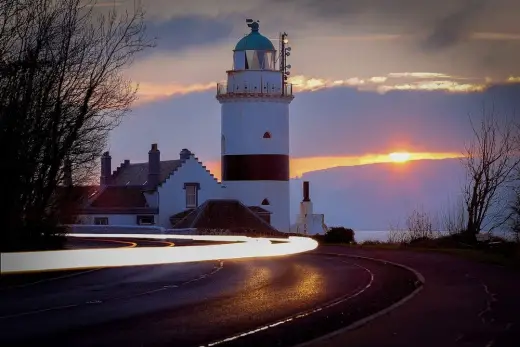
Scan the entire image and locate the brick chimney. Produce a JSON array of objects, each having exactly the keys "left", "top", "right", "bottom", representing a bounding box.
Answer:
[
  {"left": 148, "top": 143, "right": 160, "bottom": 189},
  {"left": 100, "top": 151, "right": 112, "bottom": 186},
  {"left": 303, "top": 181, "right": 310, "bottom": 202},
  {"left": 63, "top": 159, "right": 73, "bottom": 187},
  {"left": 299, "top": 180, "right": 313, "bottom": 220},
  {"left": 180, "top": 148, "right": 192, "bottom": 161}
]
